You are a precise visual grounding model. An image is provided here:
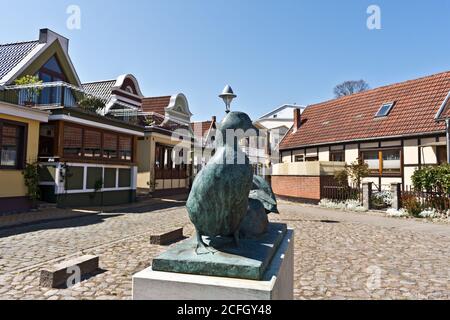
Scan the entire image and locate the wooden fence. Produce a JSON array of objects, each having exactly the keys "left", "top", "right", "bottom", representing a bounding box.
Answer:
[
  {"left": 402, "top": 186, "right": 450, "bottom": 213},
  {"left": 321, "top": 186, "right": 362, "bottom": 202}
]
